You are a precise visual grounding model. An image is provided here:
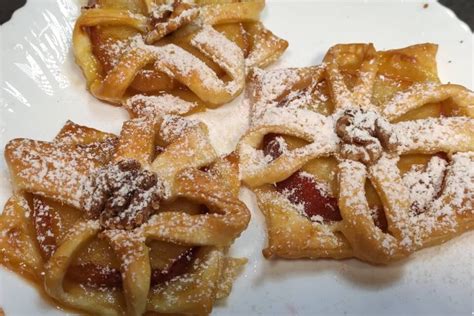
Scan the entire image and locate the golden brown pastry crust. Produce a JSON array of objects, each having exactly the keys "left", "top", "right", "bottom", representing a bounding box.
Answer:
[
  {"left": 1, "top": 116, "right": 250, "bottom": 315},
  {"left": 238, "top": 43, "right": 474, "bottom": 264},
  {"left": 73, "top": 0, "right": 288, "bottom": 116}
]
